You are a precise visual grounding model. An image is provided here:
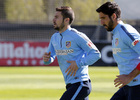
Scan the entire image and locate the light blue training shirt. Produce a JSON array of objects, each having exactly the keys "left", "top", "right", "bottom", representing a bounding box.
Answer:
[
  {"left": 44, "top": 26, "right": 101, "bottom": 84},
  {"left": 112, "top": 21, "right": 140, "bottom": 86}
]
